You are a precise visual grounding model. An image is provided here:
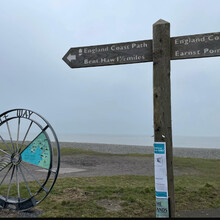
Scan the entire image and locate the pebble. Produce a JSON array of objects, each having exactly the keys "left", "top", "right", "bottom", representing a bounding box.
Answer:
[{"left": 59, "top": 142, "right": 220, "bottom": 159}]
